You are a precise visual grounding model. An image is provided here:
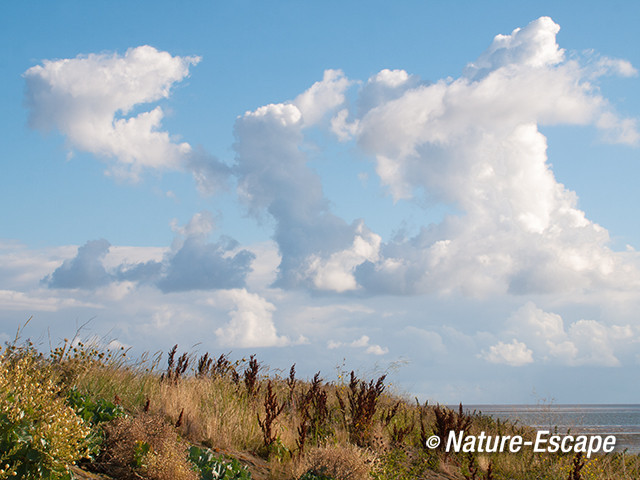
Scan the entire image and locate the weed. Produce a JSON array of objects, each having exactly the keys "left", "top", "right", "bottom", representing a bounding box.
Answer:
[
  {"left": 382, "top": 401, "right": 415, "bottom": 447},
  {"left": 432, "top": 402, "right": 472, "bottom": 452},
  {"left": 298, "top": 372, "right": 331, "bottom": 453},
  {"left": 161, "top": 345, "right": 190, "bottom": 383},
  {"left": 287, "top": 364, "right": 297, "bottom": 406},
  {"left": 336, "top": 371, "right": 386, "bottom": 447},
  {"left": 257, "top": 379, "right": 285, "bottom": 454},
  {"left": 568, "top": 451, "right": 585, "bottom": 480},
  {"left": 196, "top": 353, "right": 213, "bottom": 377},
  {"left": 244, "top": 355, "right": 260, "bottom": 397}
]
